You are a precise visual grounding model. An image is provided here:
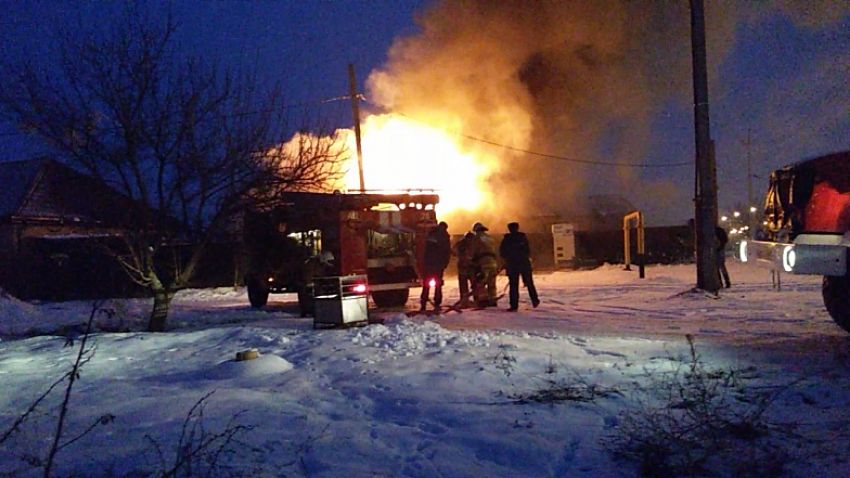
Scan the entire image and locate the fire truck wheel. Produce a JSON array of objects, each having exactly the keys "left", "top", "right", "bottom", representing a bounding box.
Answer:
[
  {"left": 371, "top": 289, "right": 409, "bottom": 308},
  {"left": 247, "top": 279, "right": 270, "bottom": 308},
  {"left": 823, "top": 275, "right": 850, "bottom": 333}
]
